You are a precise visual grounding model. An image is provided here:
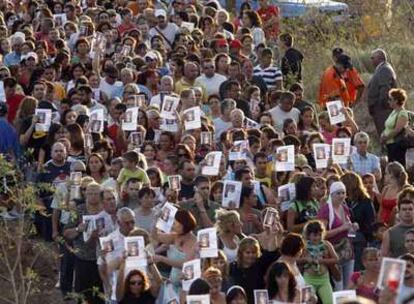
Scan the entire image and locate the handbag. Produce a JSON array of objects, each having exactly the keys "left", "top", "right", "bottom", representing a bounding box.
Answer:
[{"left": 333, "top": 238, "right": 354, "bottom": 262}]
